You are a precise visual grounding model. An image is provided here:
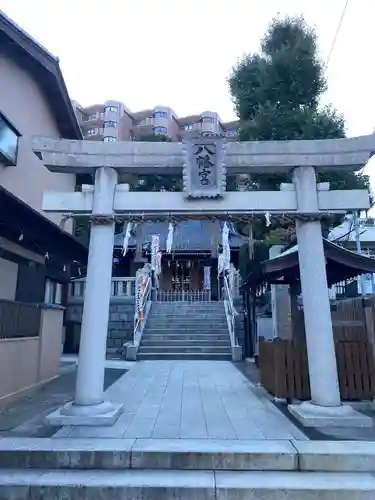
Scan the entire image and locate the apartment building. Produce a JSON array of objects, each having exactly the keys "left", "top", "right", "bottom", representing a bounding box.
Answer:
[{"left": 72, "top": 100, "right": 240, "bottom": 142}]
